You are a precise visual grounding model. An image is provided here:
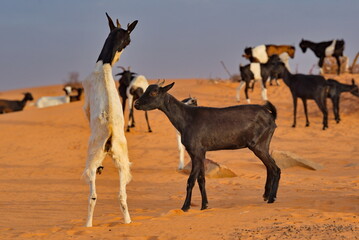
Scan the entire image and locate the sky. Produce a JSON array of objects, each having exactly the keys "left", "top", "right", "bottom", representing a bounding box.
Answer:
[{"left": 0, "top": 0, "right": 358, "bottom": 91}]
